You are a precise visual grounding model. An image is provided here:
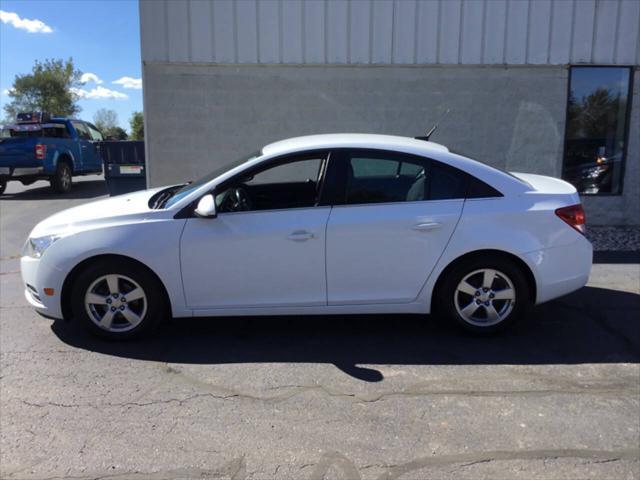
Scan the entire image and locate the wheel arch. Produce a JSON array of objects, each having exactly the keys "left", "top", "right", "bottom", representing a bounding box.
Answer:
[
  {"left": 53, "top": 151, "right": 75, "bottom": 173},
  {"left": 431, "top": 249, "right": 537, "bottom": 312},
  {"left": 60, "top": 254, "right": 172, "bottom": 320}
]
